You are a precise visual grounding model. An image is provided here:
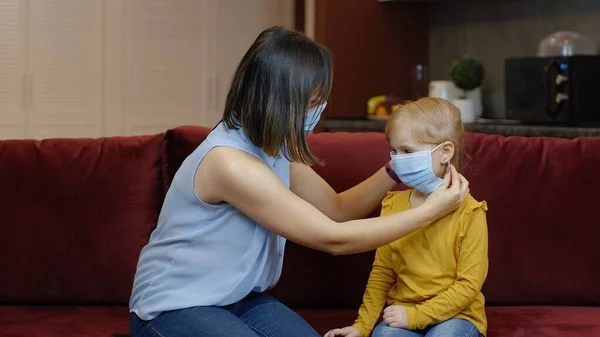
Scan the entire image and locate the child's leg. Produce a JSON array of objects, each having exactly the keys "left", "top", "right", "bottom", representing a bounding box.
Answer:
[
  {"left": 372, "top": 321, "right": 424, "bottom": 337},
  {"left": 424, "top": 319, "right": 482, "bottom": 337}
]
